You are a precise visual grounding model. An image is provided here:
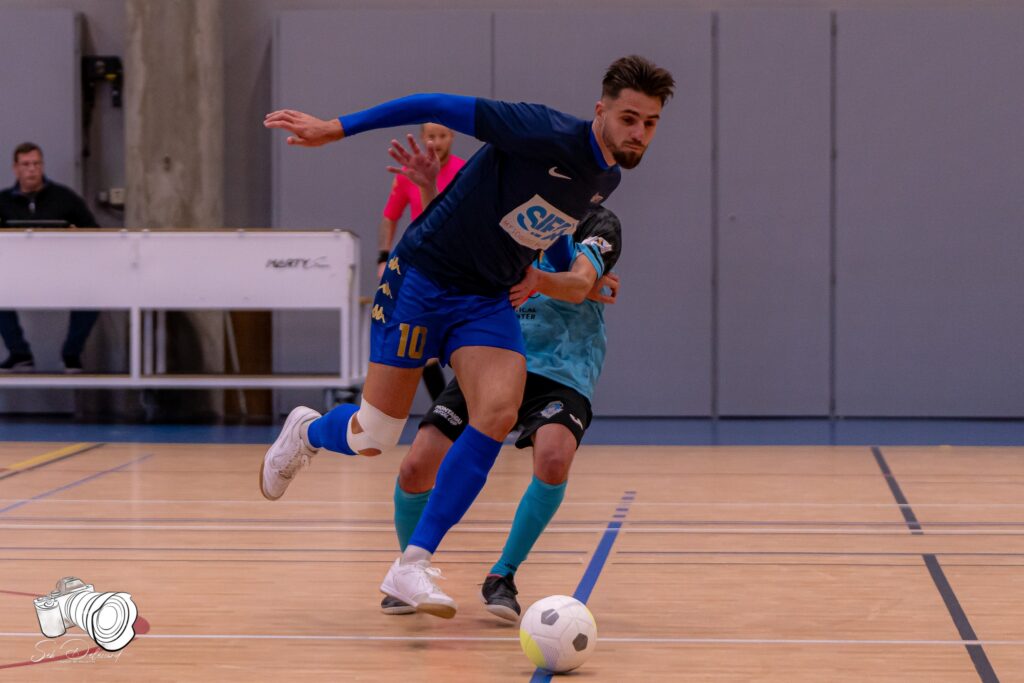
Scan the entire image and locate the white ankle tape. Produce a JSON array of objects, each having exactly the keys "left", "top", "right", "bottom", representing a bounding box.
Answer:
[{"left": 347, "top": 399, "right": 407, "bottom": 452}]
